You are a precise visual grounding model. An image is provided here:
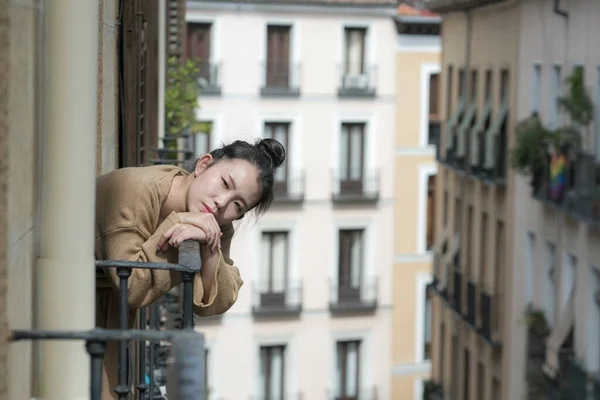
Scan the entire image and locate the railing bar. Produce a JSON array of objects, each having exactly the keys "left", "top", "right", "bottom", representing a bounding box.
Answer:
[
  {"left": 148, "top": 303, "right": 158, "bottom": 398},
  {"left": 96, "top": 260, "right": 199, "bottom": 273},
  {"left": 86, "top": 340, "right": 106, "bottom": 400},
  {"left": 137, "top": 307, "right": 148, "bottom": 400},
  {"left": 10, "top": 328, "right": 178, "bottom": 342},
  {"left": 181, "top": 273, "right": 194, "bottom": 329},
  {"left": 116, "top": 267, "right": 131, "bottom": 399}
]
